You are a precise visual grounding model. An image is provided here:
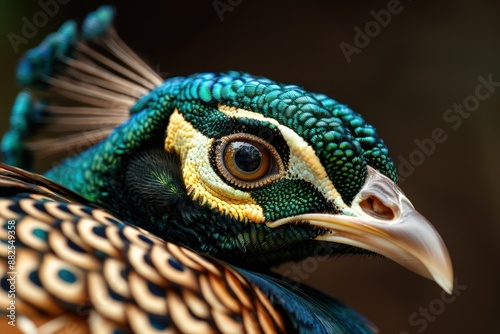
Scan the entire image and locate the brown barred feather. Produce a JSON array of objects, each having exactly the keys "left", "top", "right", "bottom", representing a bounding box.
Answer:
[
  {"left": 0, "top": 164, "right": 91, "bottom": 205},
  {"left": 0, "top": 165, "right": 287, "bottom": 333}
]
